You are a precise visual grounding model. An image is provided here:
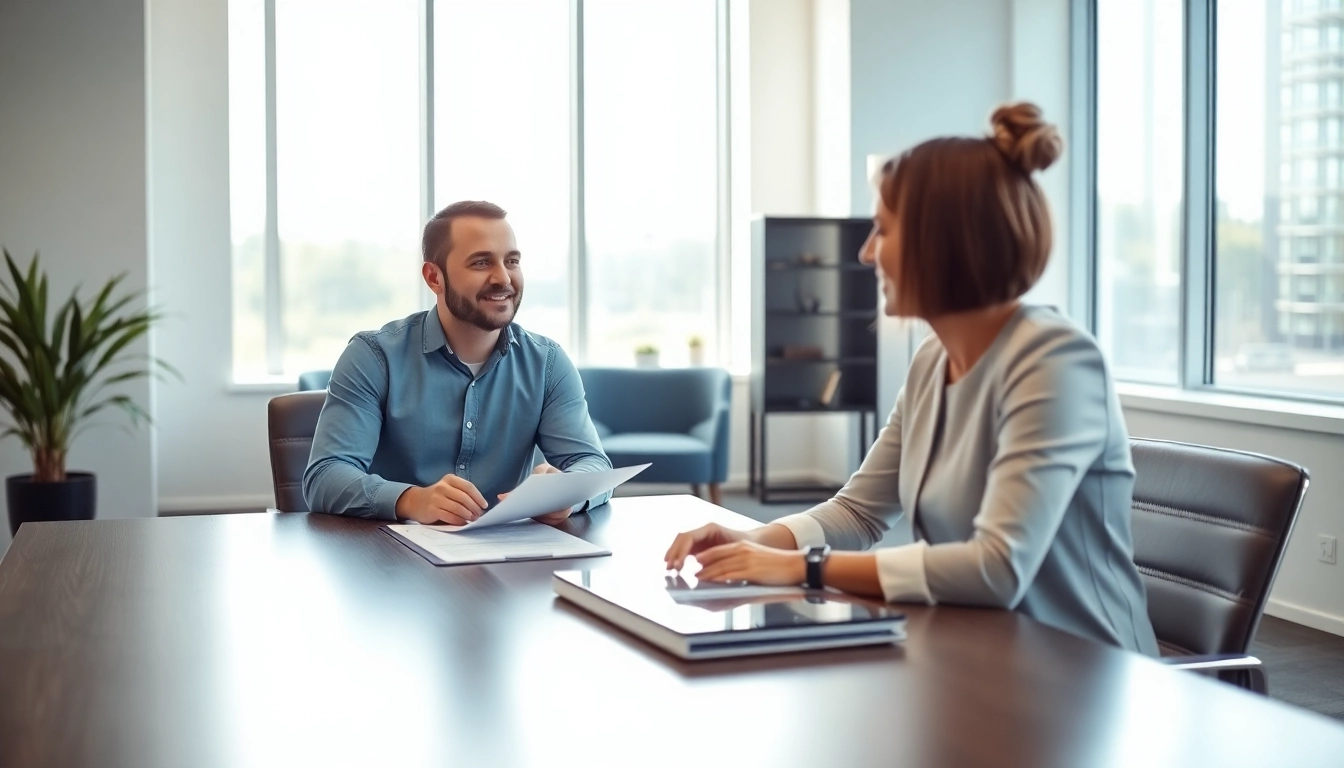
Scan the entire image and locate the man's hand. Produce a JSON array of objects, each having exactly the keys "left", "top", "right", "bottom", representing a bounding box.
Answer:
[
  {"left": 497, "top": 462, "right": 574, "bottom": 526},
  {"left": 395, "top": 474, "right": 488, "bottom": 525}
]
